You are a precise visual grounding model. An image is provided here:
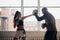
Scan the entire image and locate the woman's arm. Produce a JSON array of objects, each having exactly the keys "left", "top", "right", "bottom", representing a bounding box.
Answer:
[
  {"left": 14, "top": 23, "right": 16, "bottom": 28},
  {"left": 21, "top": 14, "right": 33, "bottom": 20}
]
